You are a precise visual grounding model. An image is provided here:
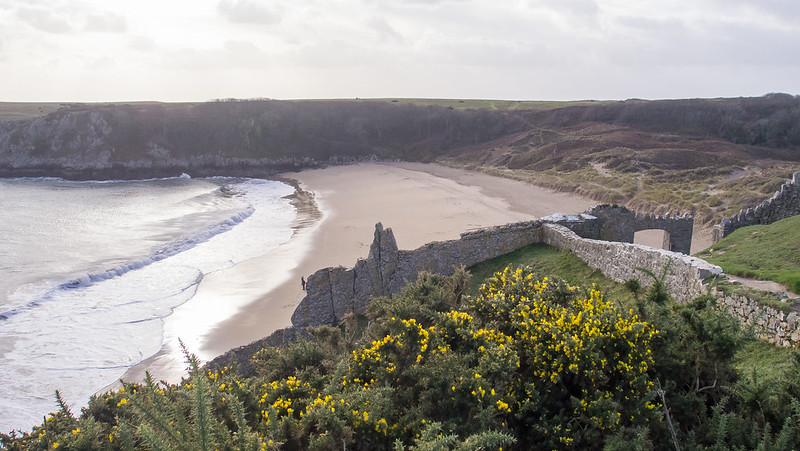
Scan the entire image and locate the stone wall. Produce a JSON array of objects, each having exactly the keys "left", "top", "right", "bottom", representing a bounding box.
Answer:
[
  {"left": 541, "top": 223, "right": 721, "bottom": 304},
  {"left": 210, "top": 205, "right": 799, "bottom": 372},
  {"left": 290, "top": 219, "right": 800, "bottom": 348},
  {"left": 291, "top": 221, "right": 544, "bottom": 328},
  {"left": 292, "top": 211, "right": 699, "bottom": 329},
  {"left": 712, "top": 171, "right": 800, "bottom": 242},
  {"left": 577, "top": 205, "right": 694, "bottom": 254},
  {"left": 710, "top": 287, "right": 800, "bottom": 347}
]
